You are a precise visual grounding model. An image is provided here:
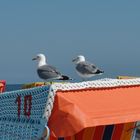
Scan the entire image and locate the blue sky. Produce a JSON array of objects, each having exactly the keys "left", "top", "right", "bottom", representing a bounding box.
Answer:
[{"left": 0, "top": 1, "right": 140, "bottom": 84}]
